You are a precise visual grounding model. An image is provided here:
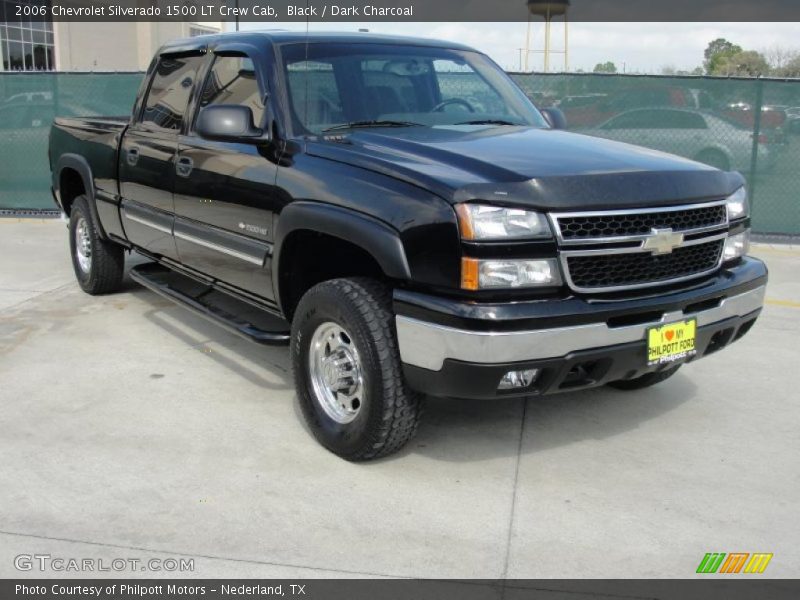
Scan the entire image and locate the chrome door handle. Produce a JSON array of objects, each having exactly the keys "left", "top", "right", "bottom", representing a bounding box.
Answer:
[
  {"left": 176, "top": 157, "right": 193, "bottom": 177},
  {"left": 126, "top": 146, "right": 140, "bottom": 166}
]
